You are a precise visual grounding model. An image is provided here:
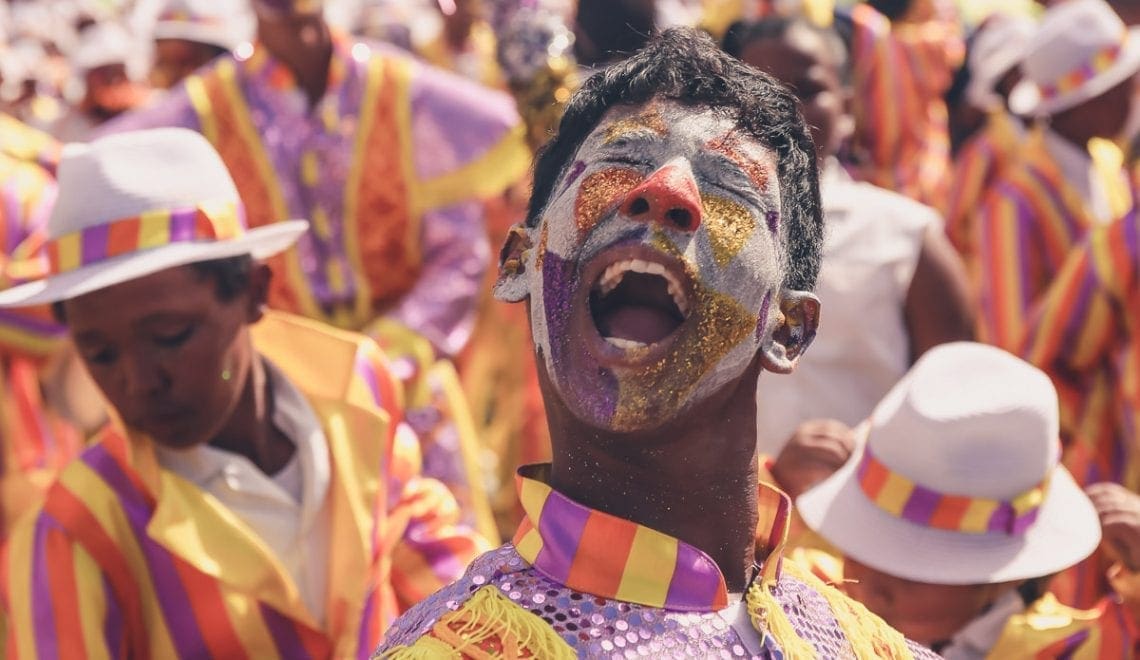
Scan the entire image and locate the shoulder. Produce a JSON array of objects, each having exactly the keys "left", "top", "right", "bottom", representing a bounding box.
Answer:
[
  {"left": 380, "top": 544, "right": 532, "bottom": 650},
  {"left": 829, "top": 178, "right": 940, "bottom": 236}
]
